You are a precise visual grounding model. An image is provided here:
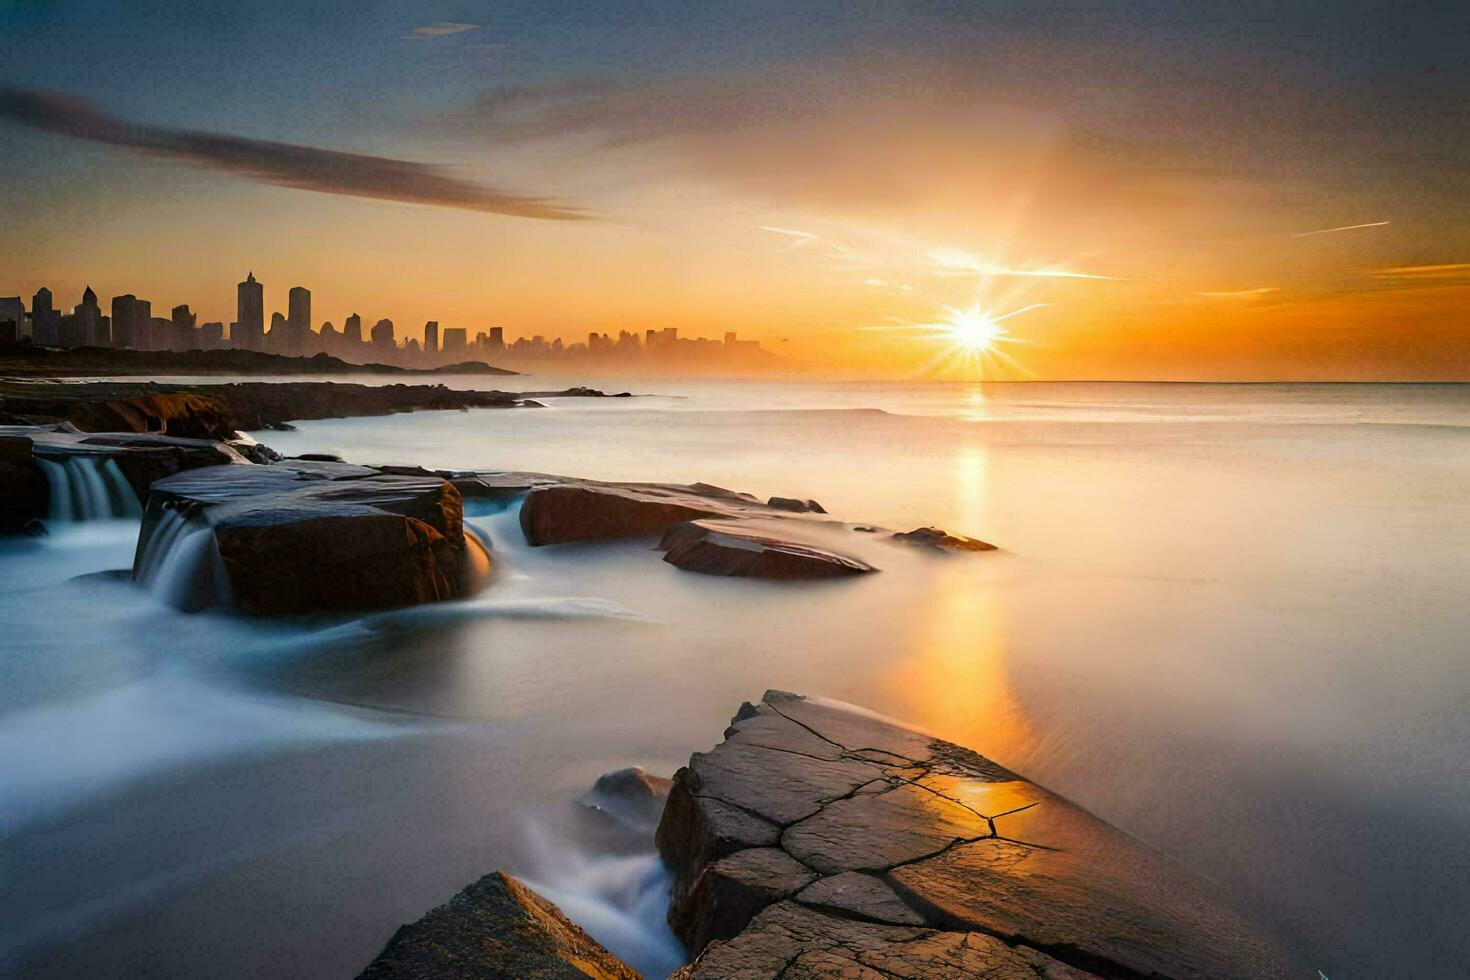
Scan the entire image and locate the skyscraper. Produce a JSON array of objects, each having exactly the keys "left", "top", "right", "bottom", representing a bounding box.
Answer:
[
  {"left": 423, "top": 320, "right": 439, "bottom": 357},
  {"left": 76, "top": 286, "right": 106, "bottom": 347},
  {"left": 488, "top": 326, "right": 504, "bottom": 349},
  {"left": 236, "top": 272, "right": 264, "bottom": 351},
  {"left": 370, "top": 318, "right": 395, "bottom": 349},
  {"left": 344, "top": 313, "right": 362, "bottom": 346},
  {"left": 133, "top": 298, "right": 151, "bottom": 350},
  {"left": 288, "top": 286, "right": 311, "bottom": 353},
  {"left": 172, "top": 304, "right": 198, "bottom": 350},
  {"left": 111, "top": 294, "right": 138, "bottom": 349},
  {"left": 31, "top": 287, "right": 54, "bottom": 344},
  {"left": 442, "top": 327, "right": 466, "bottom": 353}
]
